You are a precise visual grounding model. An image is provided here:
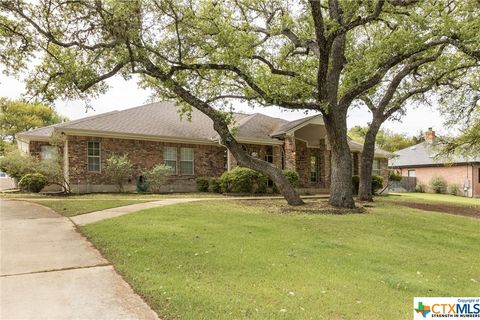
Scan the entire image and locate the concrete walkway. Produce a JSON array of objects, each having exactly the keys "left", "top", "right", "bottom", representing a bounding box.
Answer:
[
  {"left": 71, "top": 198, "right": 205, "bottom": 225},
  {"left": 0, "top": 200, "right": 159, "bottom": 320}
]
